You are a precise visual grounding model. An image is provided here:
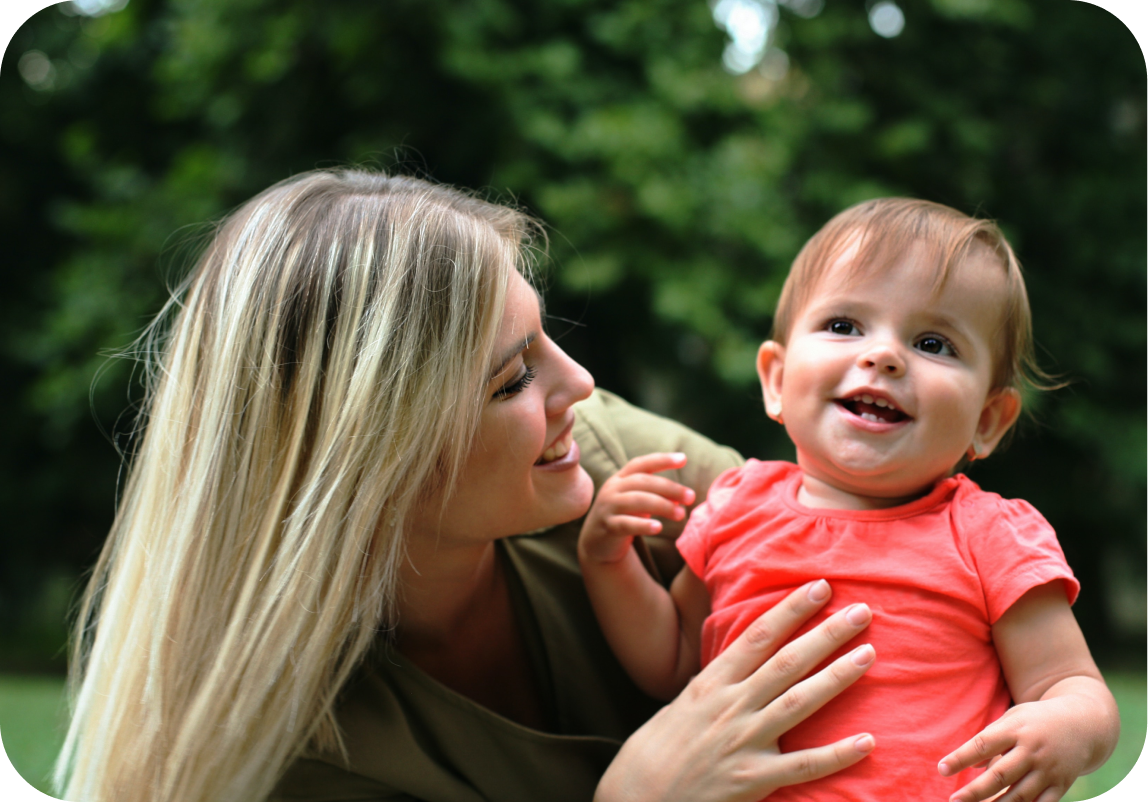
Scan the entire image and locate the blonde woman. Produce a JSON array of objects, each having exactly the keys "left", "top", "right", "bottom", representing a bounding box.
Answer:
[{"left": 56, "top": 170, "right": 878, "bottom": 802}]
